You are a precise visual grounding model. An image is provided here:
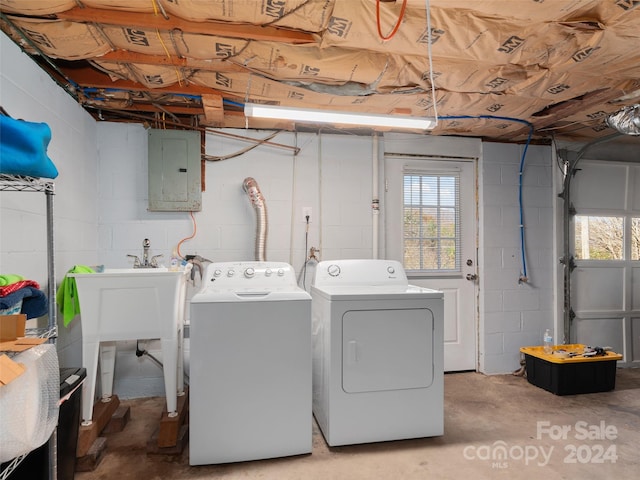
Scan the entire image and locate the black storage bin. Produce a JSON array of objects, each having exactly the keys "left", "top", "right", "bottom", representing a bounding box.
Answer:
[
  {"left": 2, "top": 367, "right": 86, "bottom": 480},
  {"left": 521, "top": 345, "right": 621, "bottom": 396}
]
